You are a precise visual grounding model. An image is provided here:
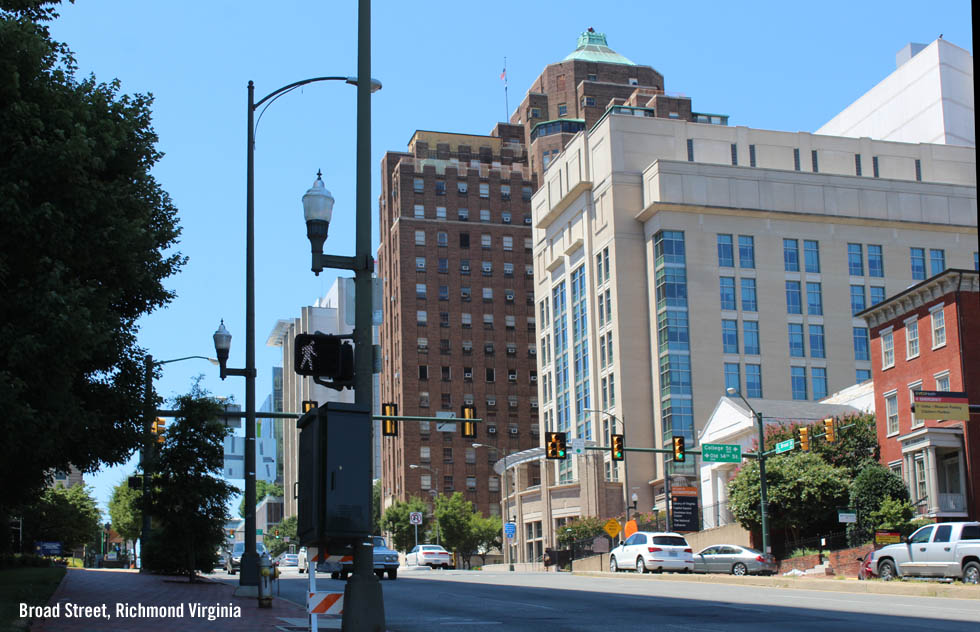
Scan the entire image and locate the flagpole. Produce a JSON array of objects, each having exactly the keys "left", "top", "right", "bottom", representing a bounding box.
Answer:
[{"left": 503, "top": 57, "right": 509, "bottom": 121}]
